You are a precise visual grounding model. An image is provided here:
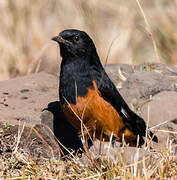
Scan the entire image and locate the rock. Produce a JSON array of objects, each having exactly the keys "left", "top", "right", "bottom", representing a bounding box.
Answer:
[
  {"left": 80, "top": 140, "right": 152, "bottom": 166},
  {"left": 134, "top": 63, "right": 177, "bottom": 76},
  {"left": 120, "top": 71, "right": 177, "bottom": 106},
  {"left": 141, "top": 91, "right": 177, "bottom": 148},
  {"left": 0, "top": 72, "right": 58, "bottom": 125},
  {"left": 105, "top": 63, "right": 134, "bottom": 86},
  {"left": 40, "top": 110, "right": 54, "bottom": 131},
  {"left": 141, "top": 91, "right": 177, "bottom": 126}
]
